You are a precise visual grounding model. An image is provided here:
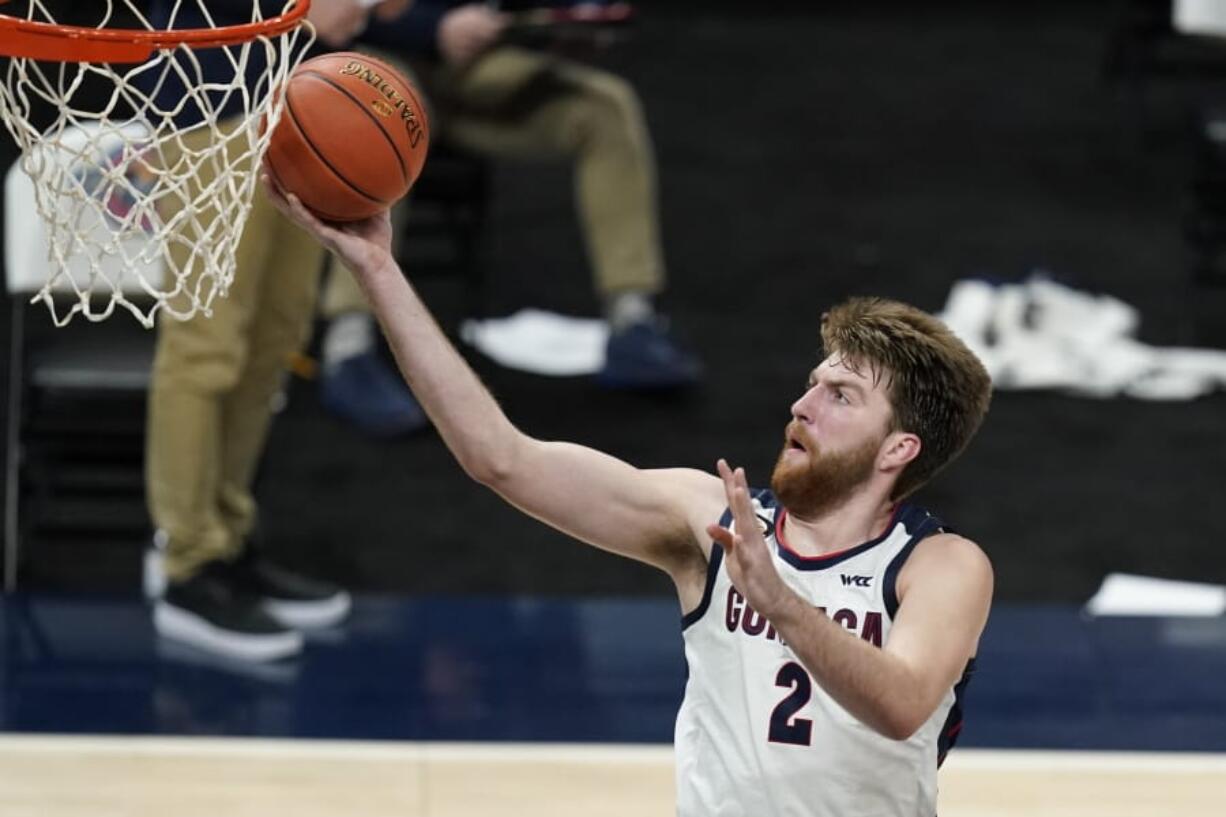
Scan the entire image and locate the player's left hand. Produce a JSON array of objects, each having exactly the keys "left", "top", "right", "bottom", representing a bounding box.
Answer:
[{"left": 706, "top": 459, "right": 795, "bottom": 620}]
